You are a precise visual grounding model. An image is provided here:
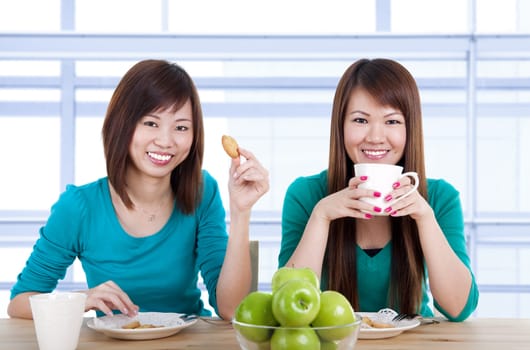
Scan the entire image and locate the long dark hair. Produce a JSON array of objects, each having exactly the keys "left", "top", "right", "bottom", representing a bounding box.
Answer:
[
  {"left": 326, "top": 58, "right": 427, "bottom": 314},
  {"left": 102, "top": 59, "right": 204, "bottom": 214}
]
